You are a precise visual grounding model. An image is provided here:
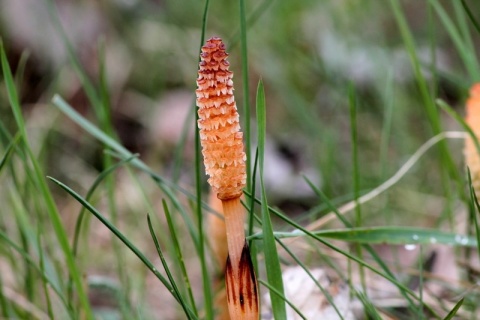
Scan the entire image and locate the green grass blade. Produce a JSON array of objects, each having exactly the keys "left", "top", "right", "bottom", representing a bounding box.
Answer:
[
  {"left": 250, "top": 226, "right": 477, "bottom": 247},
  {"left": 348, "top": 84, "right": 366, "bottom": 293},
  {"left": 147, "top": 214, "right": 195, "bottom": 319},
  {"left": 19, "top": 224, "right": 34, "bottom": 302},
  {"left": 0, "top": 134, "right": 19, "bottom": 173},
  {"left": 443, "top": 298, "right": 464, "bottom": 320},
  {"left": 276, "top": 241, "right": 344, "bottom": 319},
  {"left": 1, "top": 40, "right": 94, "bottom": 319},
  {"left": 452, "top": 1, "right": 477, "bottom": 71},
  {"left": 349, "top": 85, "right": 361, "bottom": 227},
  {"left": 256, "top": 79, "right": 287, "bottom": 319},
  {"left": 461, "top": 0, "right": 480, "bottom": 34},
  {"left": 247, "top": 149, "right": 259, "bottom": 245},
  {"left": 229, "top": 0, "right": 275, "bottom": 48},
  {"left": 162, "top": 199, "right": 198, "bottom": 317},
  {"left": 37, "top": 235, "right": 55, "bottom": 319},
  {"left": 258, "top": 279, "right": 306, "bottom": 320},
  {"left": 355, "top": 291, "right": 383, "bottom": 320},
  {"left": 0, "top": 276, "right": 11, "bottom": 318},
  {"left": 239, "top": 0, "right": 251, "bottom": 191},
  {"left": 13, "top": 50, "right": 30, "bottom": 96}
]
